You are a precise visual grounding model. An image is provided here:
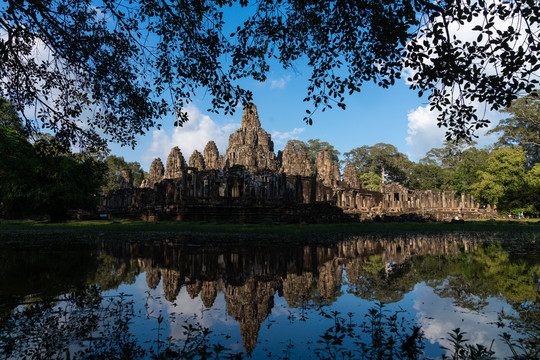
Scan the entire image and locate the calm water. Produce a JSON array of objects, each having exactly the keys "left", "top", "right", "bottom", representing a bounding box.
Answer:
[{"left": 0, "top": 233, "right": 538, "bottom": 359}]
